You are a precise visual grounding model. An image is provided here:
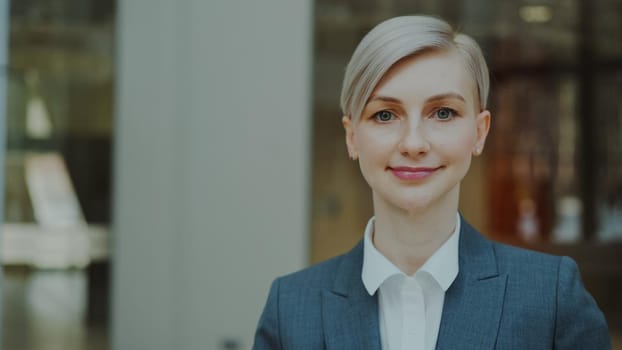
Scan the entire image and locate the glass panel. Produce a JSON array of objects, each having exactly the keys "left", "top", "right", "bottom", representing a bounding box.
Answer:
[
  {"left": 4, "top": 0, "right": 114, "bottom": 264},
  {"left": 3, "top": 1, "right": 114, "bottom": 349},
  {"left": 487, "top": 74, "right": 580, "bottom": 243},
  {"left": 485, "top": 0, "right": 579, "bottom": 67},
  {"left": 592, "top": 0, "right": 622, "bottom": 60},
  {"left": 594, "top": 70, "right": 622, "bottom": 242}
]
